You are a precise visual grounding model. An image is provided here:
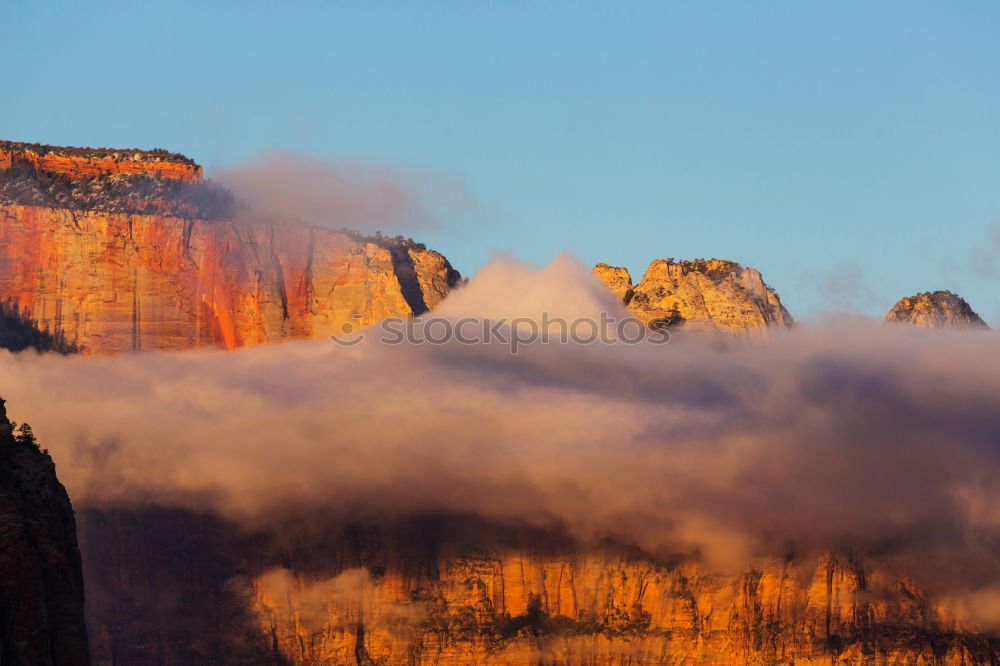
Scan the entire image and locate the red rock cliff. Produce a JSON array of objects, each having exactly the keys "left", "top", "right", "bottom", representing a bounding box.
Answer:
[
  {"left": 0, "top": 142, "right": 459, "bottom": 354},
  {"left": 79, "top": 513, "right": 1000, "bottom": 666},
  {"left": 0, "top": 204, "right": 456, "bottom": 353},
  {"left": 0, "top": 141, "right": 202, "bottom": 183}
]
